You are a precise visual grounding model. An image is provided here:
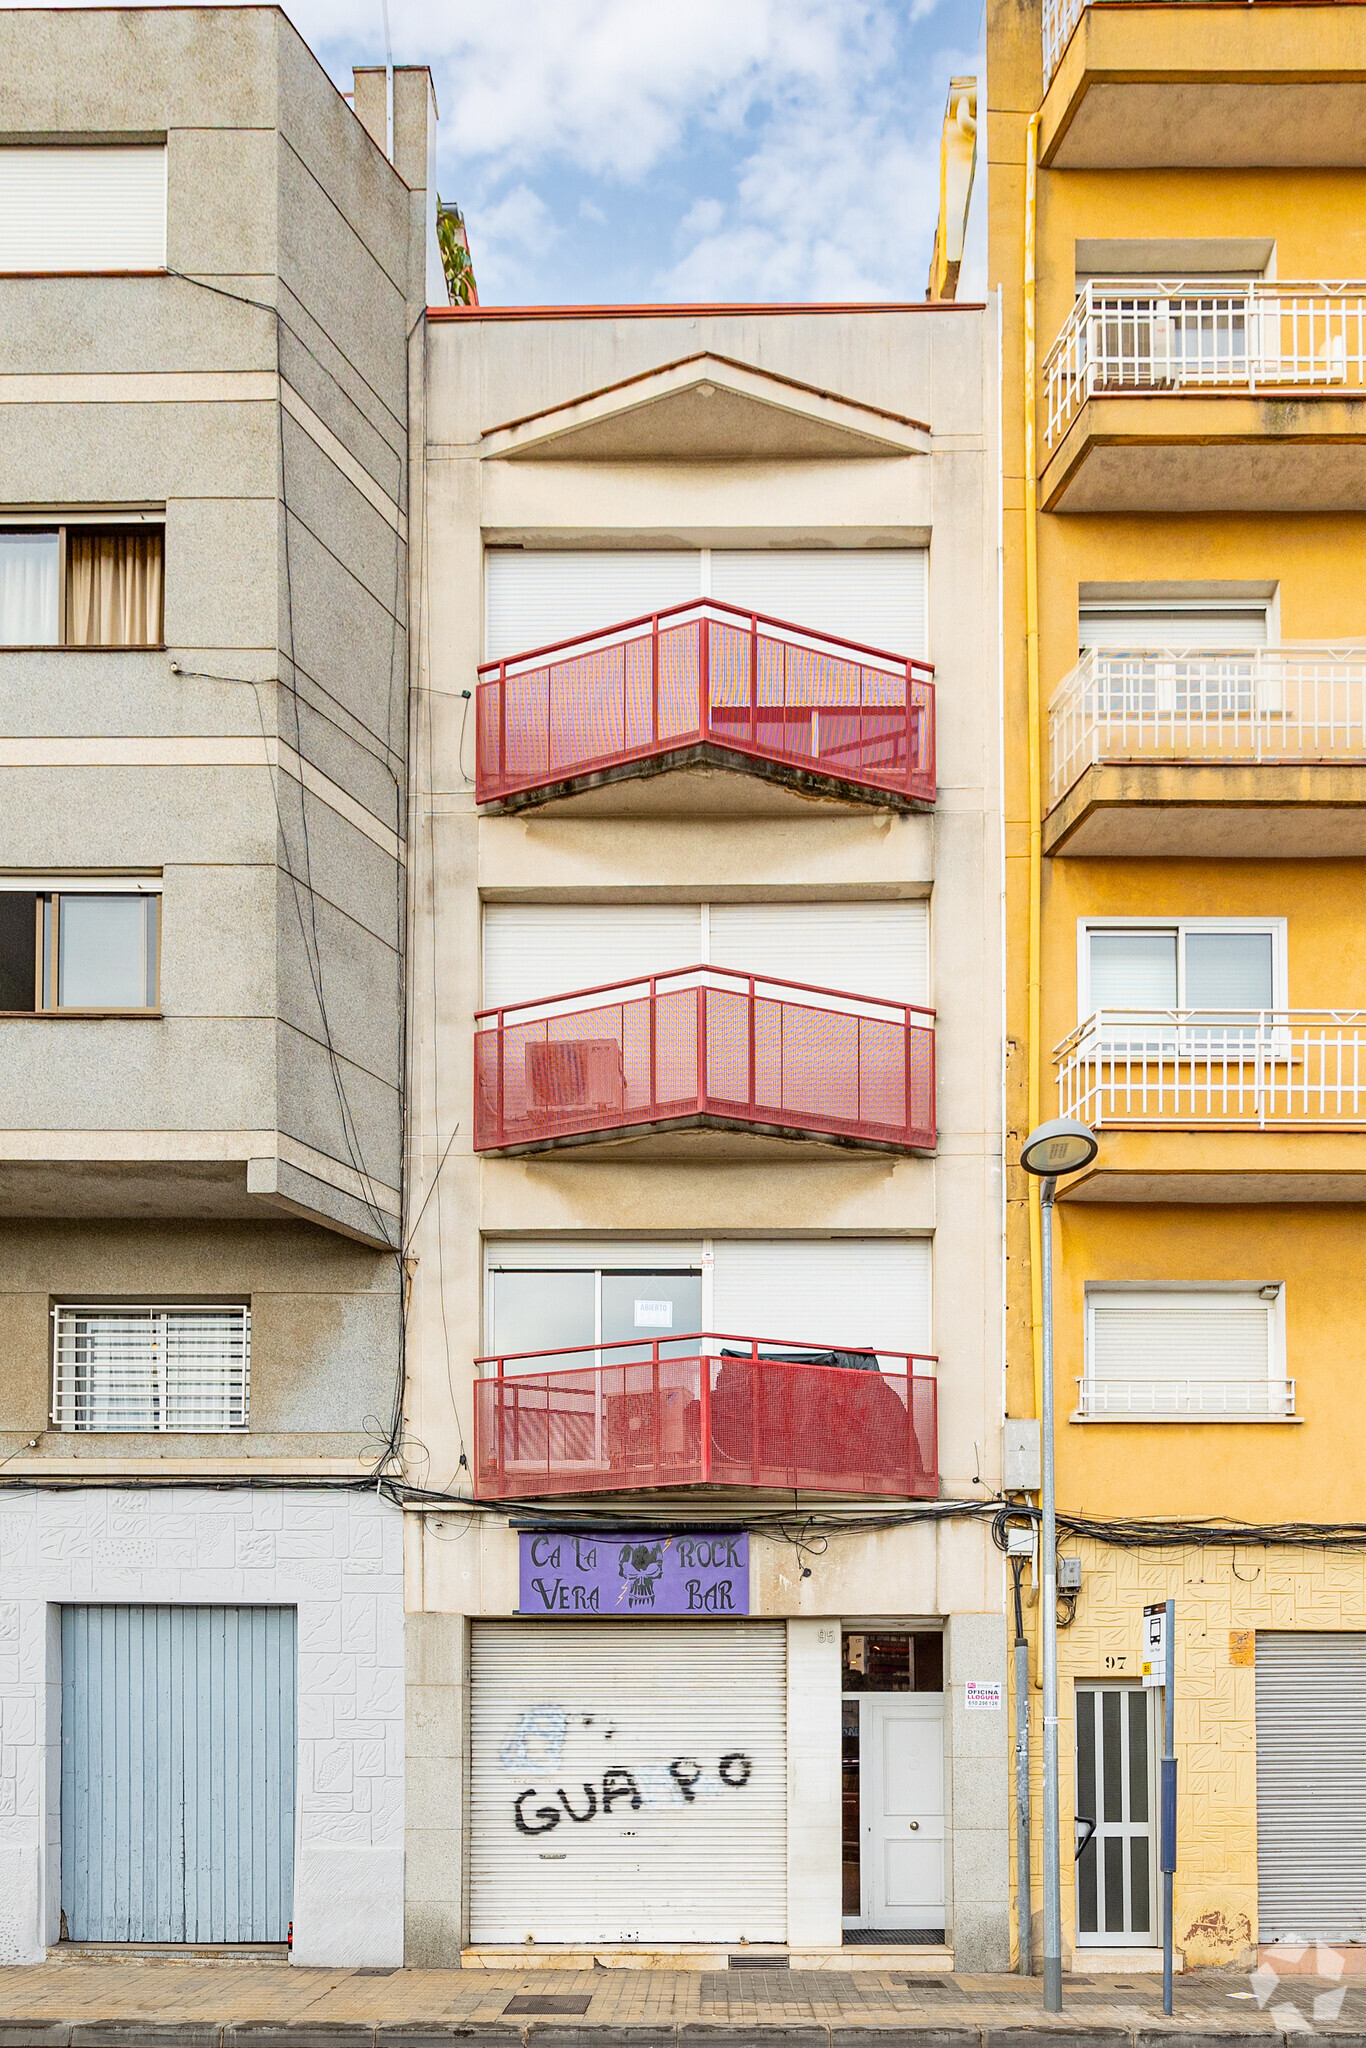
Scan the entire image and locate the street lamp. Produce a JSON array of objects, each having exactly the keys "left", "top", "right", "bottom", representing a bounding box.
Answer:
[{"left": 1019, "top": 1116, "right": 1098, "bottom": 2012}]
